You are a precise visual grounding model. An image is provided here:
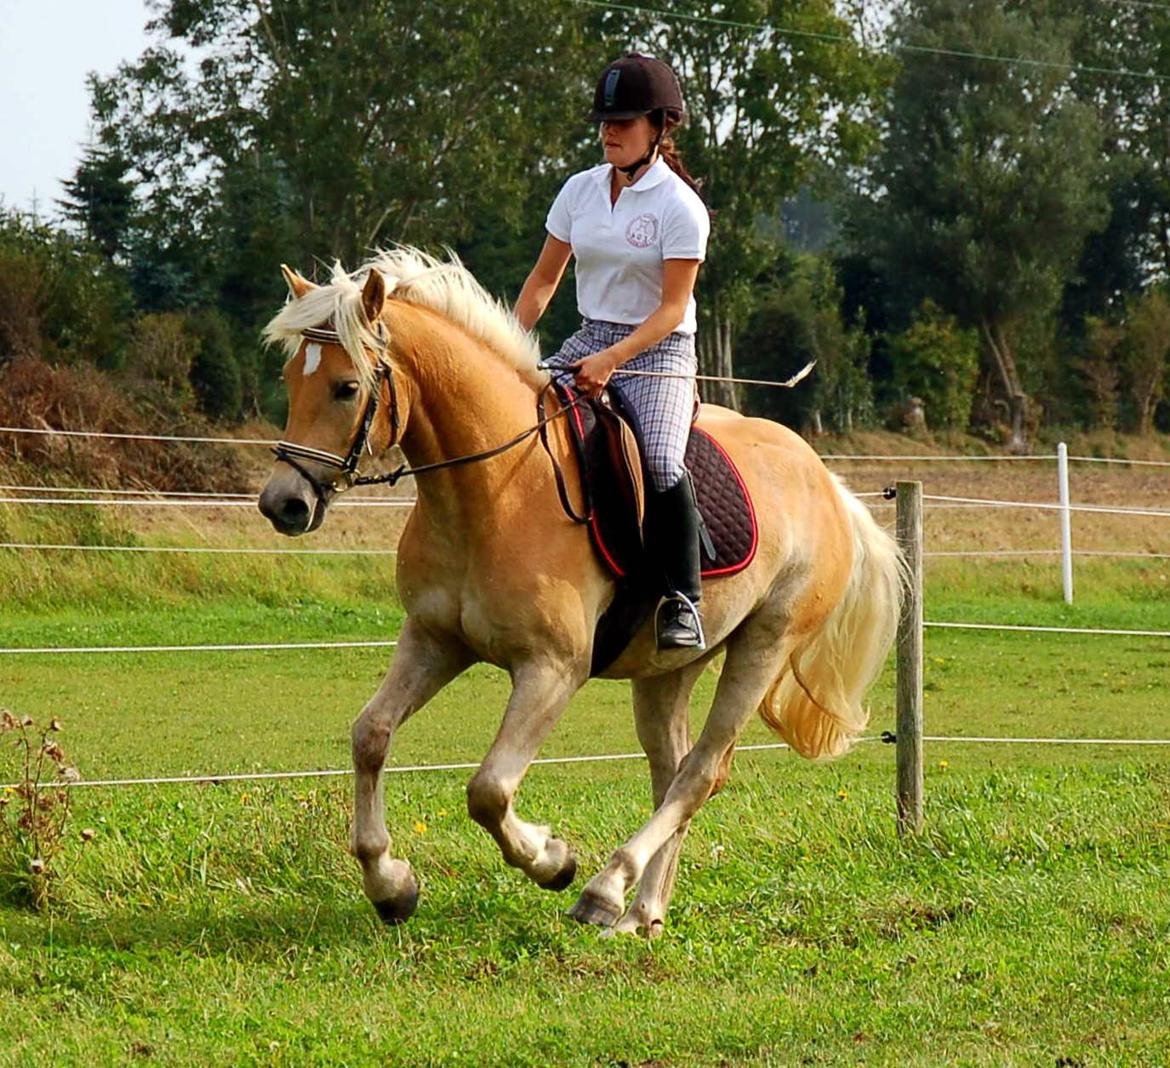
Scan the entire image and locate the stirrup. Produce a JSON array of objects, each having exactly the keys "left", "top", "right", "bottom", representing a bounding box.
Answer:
[{"left": 655, "top": 593, "right": 706, "bottom": 651}]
